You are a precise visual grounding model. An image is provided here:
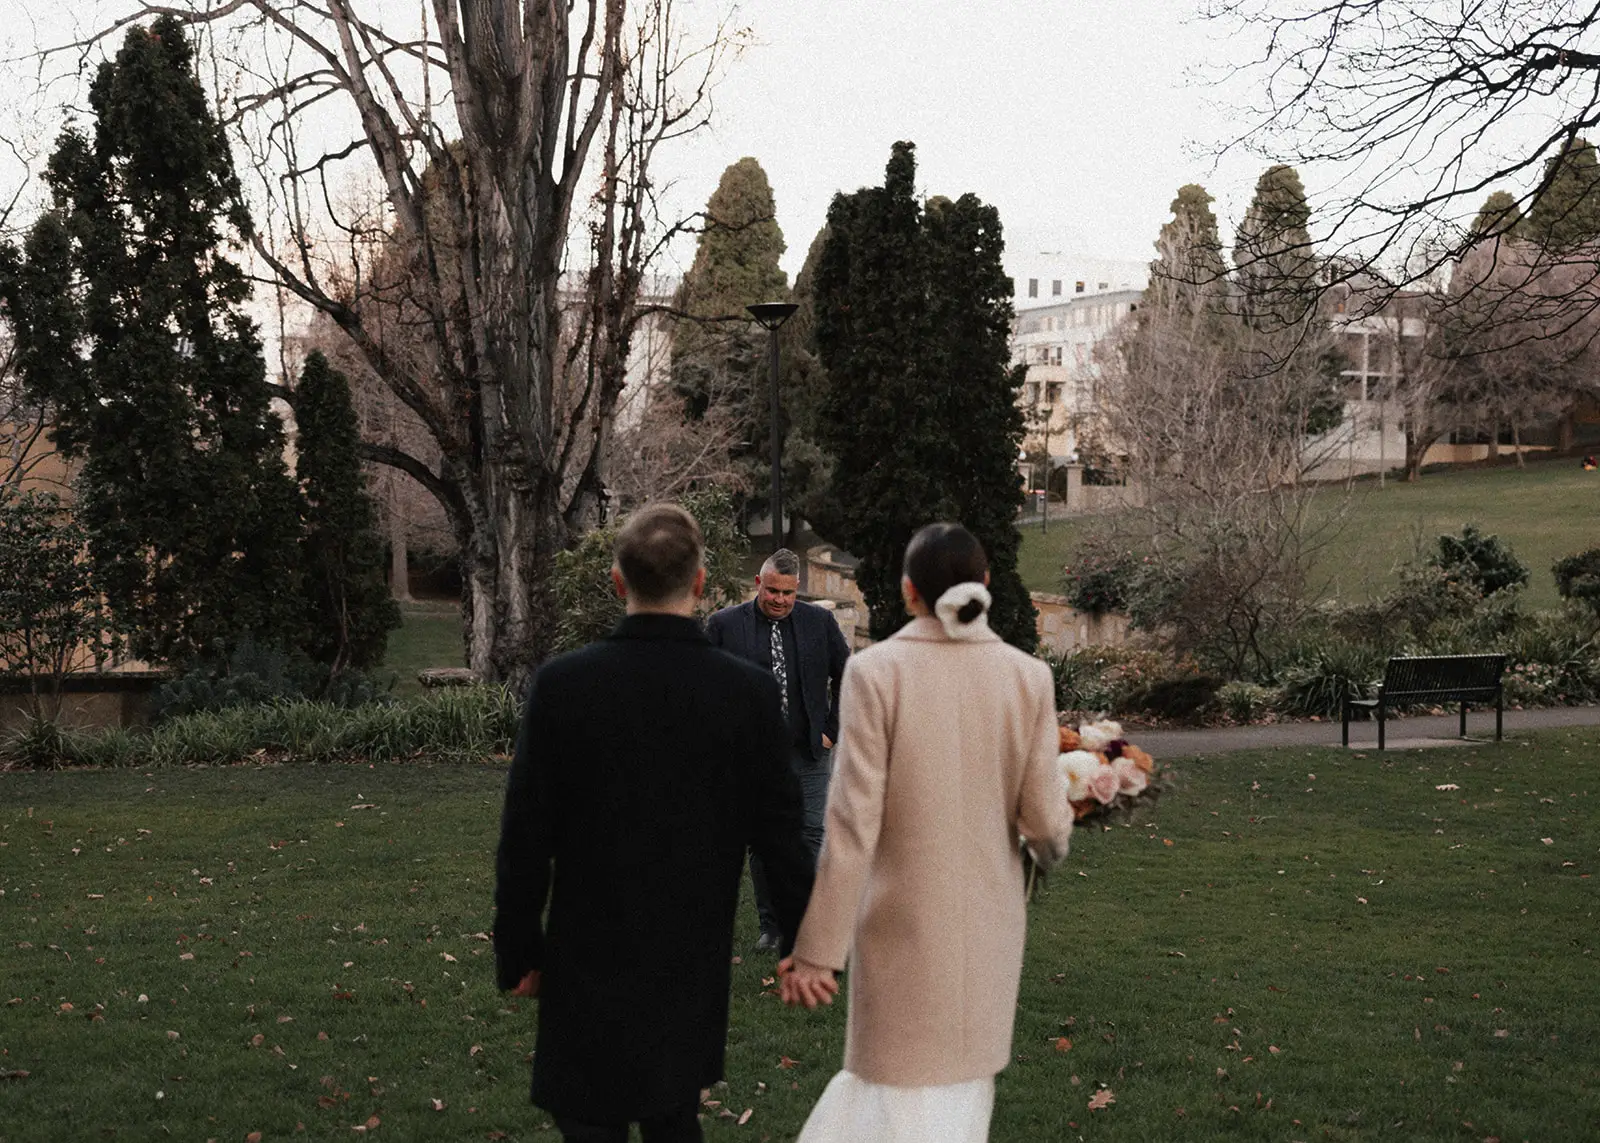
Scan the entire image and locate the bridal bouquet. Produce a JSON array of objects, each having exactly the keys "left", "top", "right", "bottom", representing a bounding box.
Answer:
[{"left": 1057, "top": 719, "right": 1161, "bottom": 822}]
